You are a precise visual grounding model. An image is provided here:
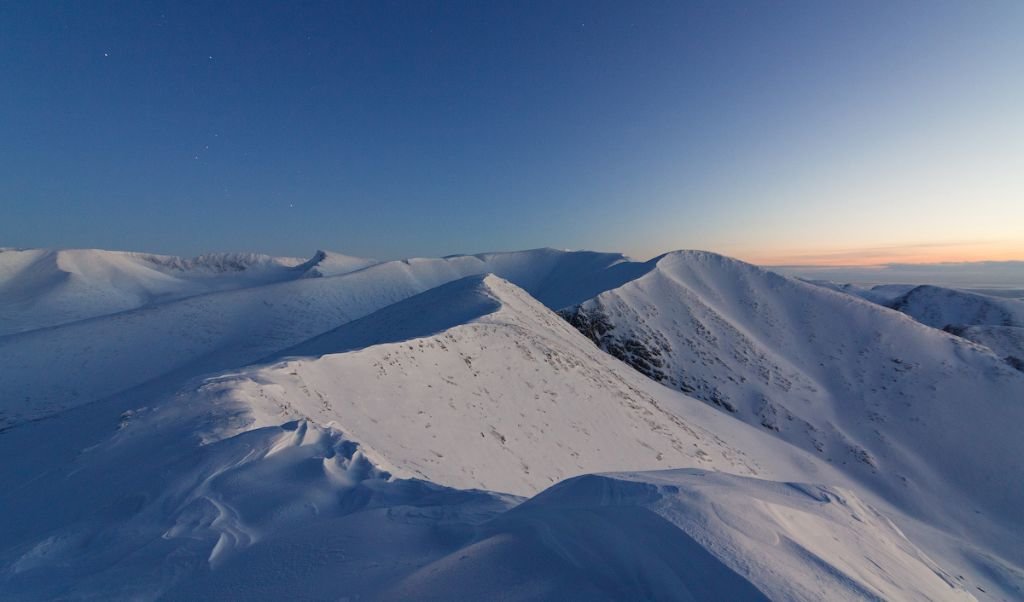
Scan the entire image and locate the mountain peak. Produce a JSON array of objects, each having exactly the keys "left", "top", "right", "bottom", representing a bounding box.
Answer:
[{"left": 278, "top": 274, "right": 510, "bottom": 358}]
